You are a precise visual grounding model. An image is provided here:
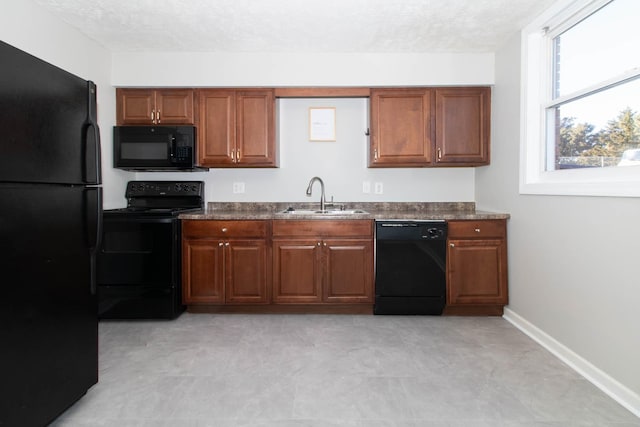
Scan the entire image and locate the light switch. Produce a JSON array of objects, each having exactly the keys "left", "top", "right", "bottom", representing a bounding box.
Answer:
[
  {"left": 374, "top": 182, "right": 383, "bottom": 194},
  {"left": 362, "top": 181, "right": 371, "bottom": 193}
]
